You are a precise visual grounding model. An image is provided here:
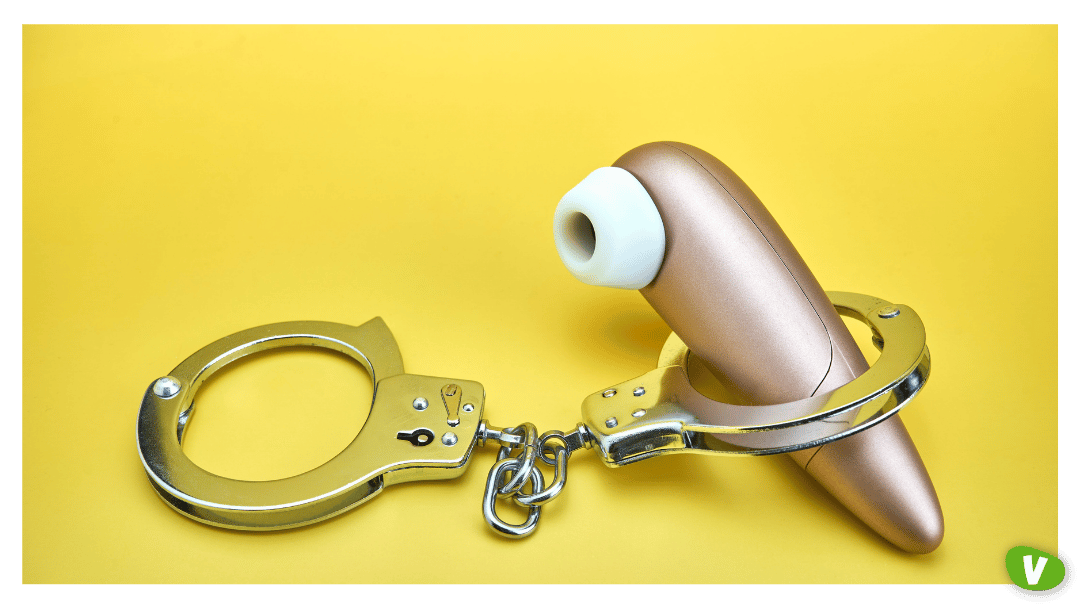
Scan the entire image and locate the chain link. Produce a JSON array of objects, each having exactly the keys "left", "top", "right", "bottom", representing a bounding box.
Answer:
[
  {"left": 496, "top": 423, "right": 537, "bottom": 496},
  {"left": 479, "top": 420, "right": 592, "bottom": 538}
]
